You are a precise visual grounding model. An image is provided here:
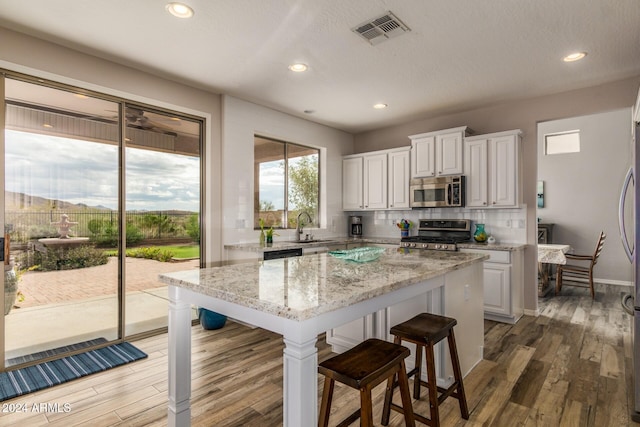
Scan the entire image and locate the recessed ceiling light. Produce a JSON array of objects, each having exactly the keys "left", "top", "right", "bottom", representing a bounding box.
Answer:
[
  {"left": 373, "top": 103, "right": 388, "bottom": 109},
  {"left": 74, "top": 93, "right": 89, "bottom": 99},
  {"left": 43, "top": 123, "right": 53, "bottom": 128},
  {"left": 165, "top": 2, "right": 194, "bottom": 19},
  {"left": 288, "top": 63, "right": 308, "bottom": 72},
  {"left": 563, "top": 52, "right": 587, "bottom": 62}
]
